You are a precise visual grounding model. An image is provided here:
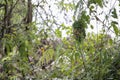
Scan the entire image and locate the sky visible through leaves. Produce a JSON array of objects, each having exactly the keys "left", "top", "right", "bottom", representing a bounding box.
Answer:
[{"left": 32, "top": 0, "right": 120, "bottom": 38}]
